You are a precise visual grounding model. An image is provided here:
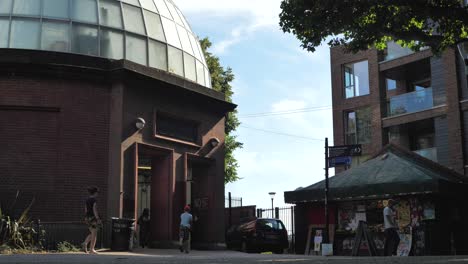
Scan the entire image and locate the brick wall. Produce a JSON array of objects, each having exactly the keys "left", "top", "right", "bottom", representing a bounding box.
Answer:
[{"left": 0, "top": 76, "right": 110, "bottom": 222}]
